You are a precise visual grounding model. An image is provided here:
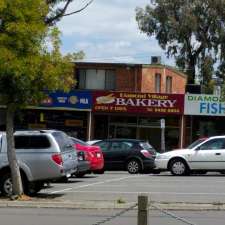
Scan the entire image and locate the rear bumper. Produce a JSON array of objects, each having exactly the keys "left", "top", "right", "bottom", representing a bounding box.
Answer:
[
  {"left": 142, "top": 159, "right": 156, "bottom": 171},
  {"left": 90, "top": 160, "right": 104, "bottom": 171},
  {"left": 76, "top": 161, "right": 90, "bottom": 173}
]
